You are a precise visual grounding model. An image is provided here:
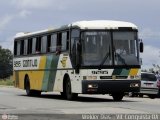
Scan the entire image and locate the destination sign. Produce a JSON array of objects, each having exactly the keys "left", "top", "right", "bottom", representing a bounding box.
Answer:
[{"left": 13, "top": 57, "right": 41, "bottom": 70}]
